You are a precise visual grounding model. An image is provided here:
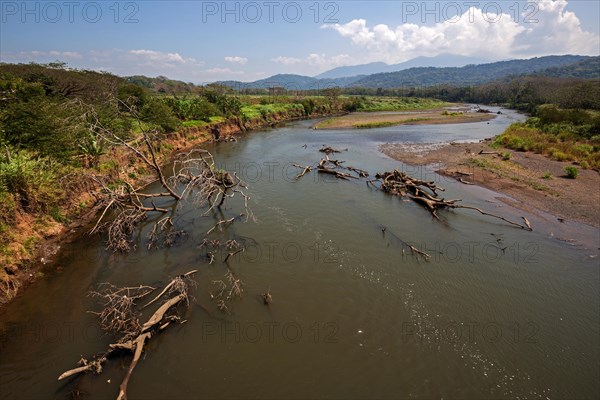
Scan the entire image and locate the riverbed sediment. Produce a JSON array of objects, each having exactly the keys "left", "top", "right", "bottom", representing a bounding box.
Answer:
[{"left": 380, "top": 139, "right": 600, "bottom": 228}]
